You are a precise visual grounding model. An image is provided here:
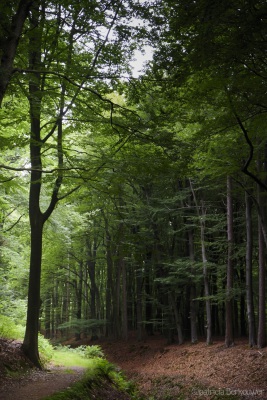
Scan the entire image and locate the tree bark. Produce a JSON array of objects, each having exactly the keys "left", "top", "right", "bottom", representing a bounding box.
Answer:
[
  {"left": 87, "top": 237, "right": 99, "bottom": 340},
  {"left": 257, "top": 187, "right": 266, "bottom": 348},
  {"left": 188, "top": 228, "right": 198, "bottom": 343},
  {"left": 121, "top": 258, "right": 128, "bottom": 340},
  {"left": 189, "top": 180, "right": 212, "bottom": 344},
  {"left": 102, "top": 212, "right": 114, "bottom": 338},
  {"left": 169, "top": 292, "right": 183, "bottom": 344},
  {"left": 245, "top": 190, "right": 256, "bottom": 347},
  {"left": 22, "top": 218, "right": 43, "bottom": 368},
  {"left": 136, "top": 267, "right": 143, "bottom": 341},
  {"left": 225, "top": 176, "right": 234, "bottom": 347}
]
